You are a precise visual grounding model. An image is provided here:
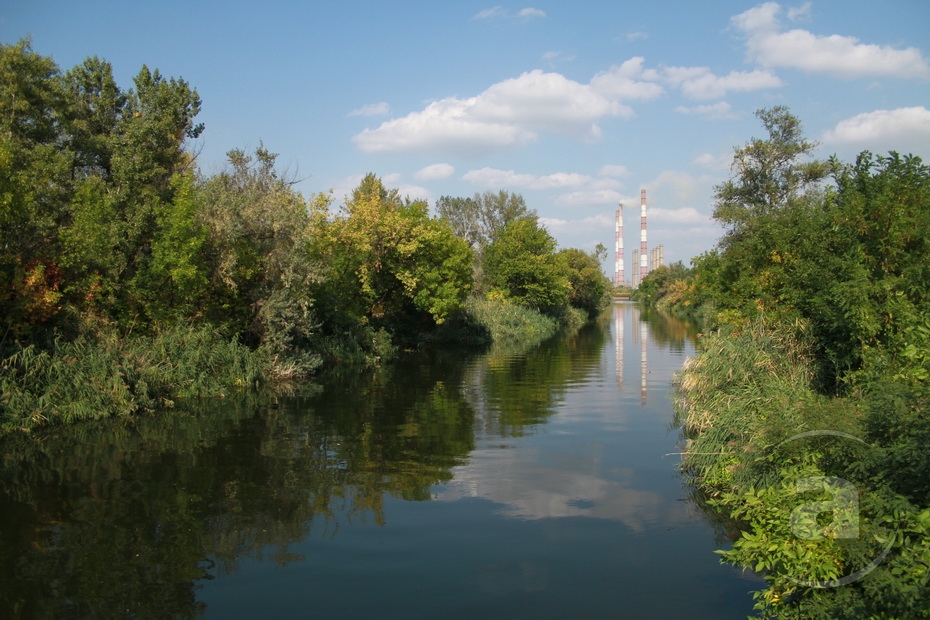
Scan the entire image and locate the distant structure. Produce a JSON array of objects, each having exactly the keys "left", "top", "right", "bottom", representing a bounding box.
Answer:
[
  {"left": 640, "top": 189, "right": 648, "bottom": 284},
  {"left": 631, "top": 249, "right": 640, "bottom": 287},
  {"left": 649, "top": 244, "right": 665, "bottom": 270},
  {"left": 614, "top": 203, "right": 624, "bottom": 286}
]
